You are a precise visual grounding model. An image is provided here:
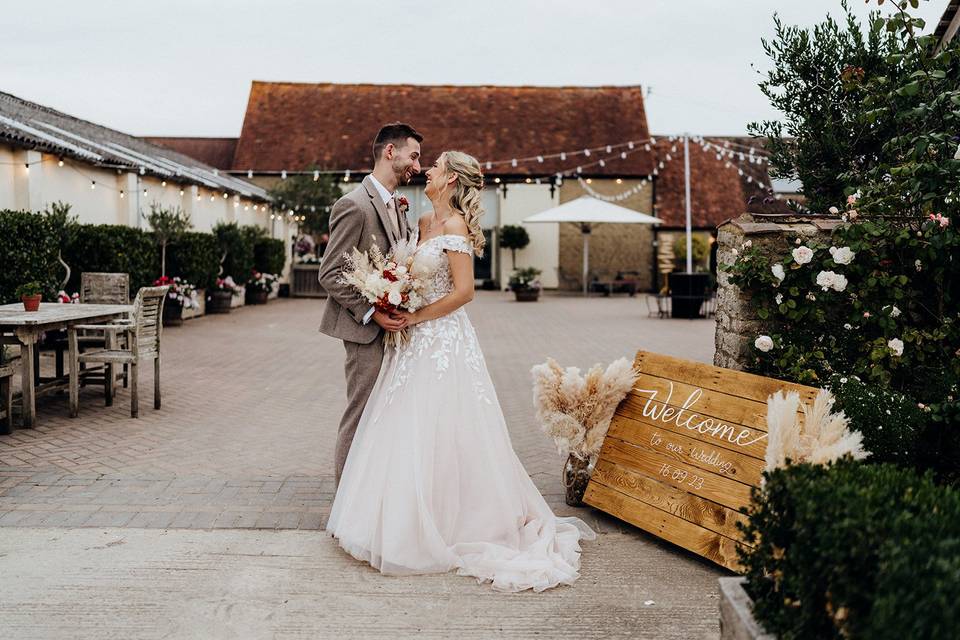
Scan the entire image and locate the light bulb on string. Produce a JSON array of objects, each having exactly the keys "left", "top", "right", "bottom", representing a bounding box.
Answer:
[
  {"left": 605, "top": 145, "right": 612, "bottom": 153},
  {"left": 248, "top": 170, "right": 253, "bottom": 179},
  {"left": 120, "top": 190, "right": 125, "bottom": 198},
  {"left": 179, "top": 189, "right": 184, "bottom": 196},
  {"left": 560, "top": 152, "right": 566, "bottom": 161},
  {"left": 281, "top": 170, "right": 287, "bottom": 180},
  {"left": 90, "top": 181, "right": 96, "bottom": 190},
  {"left": 161, "top": 181, "right": 167, "bottom": 187},
  {"left": 313, "top": 170, "right": 319, "bottom": 181},
  {"left": 583, "top": 149, "right": 591, "bottom": 156},
  {"left": 628, "top": 141, "right": 634, "bottom": 149},
  {"left": 57, "top": 158, "right": 64, "bottom": 167},
  {"left": 620, "top": 152, "right": 627, "bottom": 159},
  {"left": 222, "top": 192, "right": 228, "bottom": 199},
  {"left": 143, "top": 188, "right": 147, "bottom": 196},
  {"left": 616, "top": 178, "right": 623, "bottom": 184},
  {"left": 536, "top": 156, "right": 543, "bottom": 163}
]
